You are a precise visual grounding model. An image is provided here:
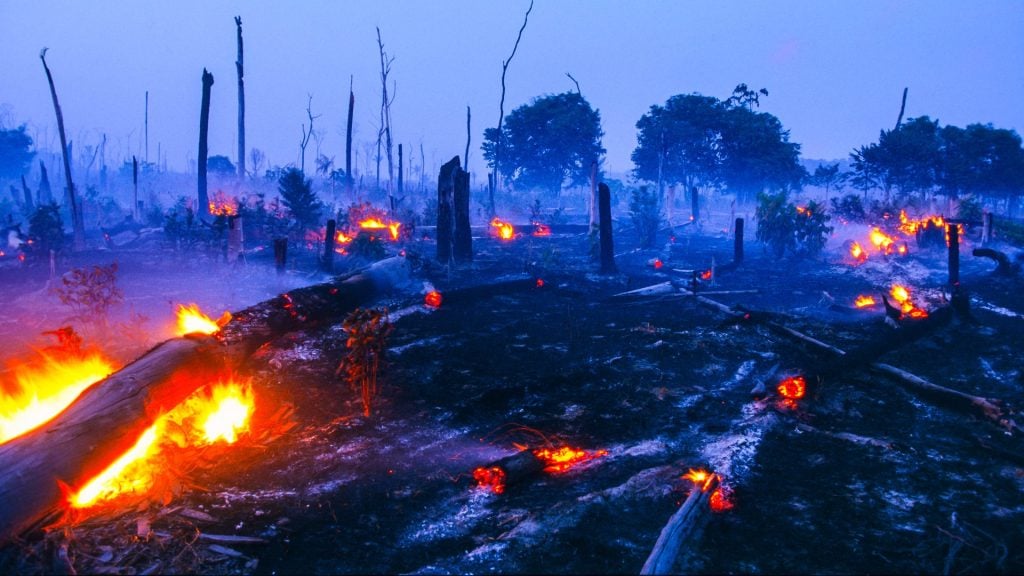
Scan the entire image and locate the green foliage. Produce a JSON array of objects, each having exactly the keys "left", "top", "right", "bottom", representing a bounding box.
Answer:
[
  {"left": 755, "top": 192, "right": 833, "bottom": 259},
  {"left": 163, "top": 196, "right": 195, "bottom": 244},
  {"left": 24, "top": 203, "right": 65, "bottom": 262},
  {"left": 278, "top": 168, "right": 323, "bottom": 235},
  {"left": 52, "top": 262, "right": 124, "bottom": 331},
  {"left": 809, "top": 163, "right": 845, "bottom": 196},
  {"left": 0, "top": 125, "right": 35, "bottom": 181},
  {"left": 348, "top": 231, "right": 387, "bottom": 260},
  {"left": 829, "top": 194, "right": 867, "bottom": 223},
  {"left": 482, "top": 91, "right": 604, "bottom": 194},
  {"left": 337, "top": 307, "right": 393, "bottom": 417},
  {"left": 207, "top": 155, "right": 236, "bottom": 175},
  {"left": 956, "top": 195, "right": 983, "bottom": 222},
  {"left": 629, "top": 185, "right": 662, "bottom": 248}
]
